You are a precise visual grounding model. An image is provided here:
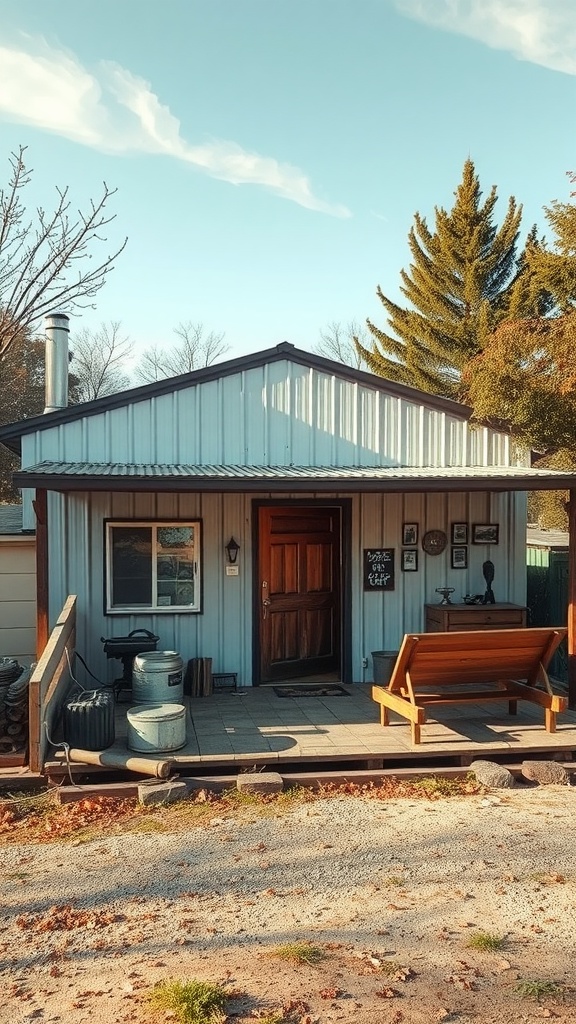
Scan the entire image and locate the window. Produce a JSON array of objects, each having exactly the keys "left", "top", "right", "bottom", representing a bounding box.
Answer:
[{"left": 105, "top": 521, "right": 202, "bottom": 613}]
